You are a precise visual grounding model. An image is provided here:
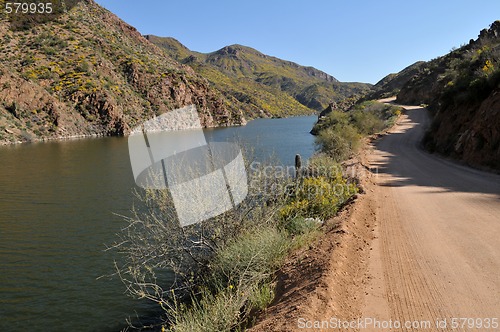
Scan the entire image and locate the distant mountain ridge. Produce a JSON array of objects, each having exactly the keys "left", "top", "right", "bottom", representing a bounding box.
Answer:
[
  {"left": 146, "top": 36, "right": 372, "bottom": 117},
  {"left": 206, "top": 44, "right": 338, "bottom": 83},
  {"left": 358, "top": 21, "right": 500, "bottom": 170}
]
